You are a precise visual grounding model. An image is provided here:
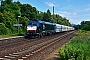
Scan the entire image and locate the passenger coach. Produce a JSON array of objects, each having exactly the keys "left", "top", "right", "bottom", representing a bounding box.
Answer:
[{"left": 25, "top": 19, "right": 74, "bottom": 38}]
